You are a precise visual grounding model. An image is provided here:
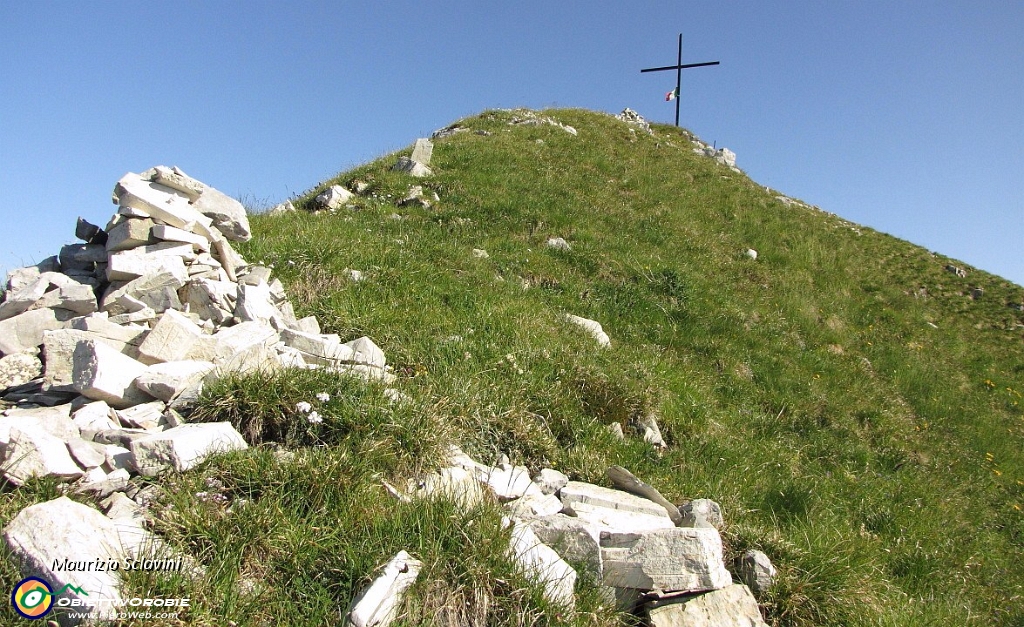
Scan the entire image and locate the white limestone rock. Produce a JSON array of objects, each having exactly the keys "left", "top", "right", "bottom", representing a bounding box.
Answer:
[
  {"left": 135, "top": 360, "right": 216, "bottom": 401},
  {"left": 142, "top": 165, "right": 204, "bottom": 200},
  {"left": 679, "top": 499, "right": 724, "bottom": 530},
  {"left": 192, "top": 186, "right": 252, "bottom": 242},
  {"left": 414, "top": 465, "right": 486, "bottom": 507},
  {"left": 72, "top": 401, "right": 120, "bottom": 439},
  {"left": 0, "top": 425, "right": 84, "bottom": 485},
  {"left": 329, "top": 363, "right": 396, "bottom": 384},
  {"left": 106, "top": 244, "right": 193, "bottom": 282},
  {"left": 211, "top": 238, "right": 247, "bottom": 281},
  {"left": 151, "top": 223, "right": 211, "bottom": 252},
  {"left": 65, "top": 437, "right": 108, "bottom": 469},
  {"left": 179, "top": 278, "right": 236, "bottom": 324},
  {"left": 0, "top": 272, "right": 66, "bottom": 321},
  {"left": 546, "top": 237, "right": 571, "bottom": 251},
  {"left": 72, "top": 340, "right": 152, "bottom": 408},
  {"left": 268, "top": 200, "right": 296, "bottom": 214},
  {"left": 391, "top": 156, "right": 433, "bottom": 177},
  {"left": 565, "top": 314, "right": 611, "bottom": 348},
  {"left": 0, "top": 272, "right": 98, "bottom": 321},
  {"left": 276, "top": 328, "right": 350, "bottom": 364},
  {"left": 506, "top": 492, "right": 564, "bottom": 518},
  {"left": 481, "top": 464, "right": 544, "bottom": 501},
  {"left": 1, "top": 404, "right": 78, "bottom": 441},
  {"left": 103, "top": 444, "right": 133, "bottom": 472},
  {"left": 235, "top": 281, "right": 283, "bottom": 326},
  {"left": 600, "top": 527, "right": 732, "bottom": 593},
  {"left": 0, "top": 308, "right": 72, "bottom": 356},
  {"left": 102, "top": 491, "right": 147, "bottom": 523},
  {"left": 115, "top": 400, "right": 166, "bottom": 430},
  {"left": 238, "top": 265, "right": 272, "bottom": 286},
  {"left": 43, "top": 329, "right": 131, "bottom": 388},
  {"left": 5, "top": 258, "right": 60, "bottom": 294},
  {"left": 560, "top": 481, "right": 672, "bottom": 520},
  {"left": 3, "top": 496, "right": 129, "bottom": 624},
  {"left": 570, "top": 502, "right": 676, "bottom": 535},
  {"left": 528, "top": 515, "right": 603, "bottom": 583},
  {"left": 344, "top": 336, "right": 386, "bottom": 369},
  {"left": 101, "top": 264, "right": 189, "bottom": 315},
  {"left": 345, "top": 550, "right": 422, "bottom": 627},
  {"left": 638, "top": 412, "right": 668, "bottom": 449},
  {"left": 137, "top": 309, "right": 204, "bottom": 365},
  {"left": 105, "top": 217, "right": 156, "bottom": 252},
  {"left": 410, "top": 138, "right": 433, "bottom": 165},
  {"left": 713, "top": 148, "right": 737, "bottom": 168},
  {"left": 112, "top": 171, "right": 216, "bottom": 239},
  {"left": 508, "top": 521, "right": 577, "bottom": 609},
  {"left": 647, "top": 583, "right": 769, "bottom": 627},
  {"left": 189, "top": 320, "right": 278, "bottom": 365},
  {"left": 735, "top": 549, "right": 776, "bottom": 596},
  {"left": 615, "top": 108, "right": 653, "bottom": 135},
  {"left": 533, "top": 468, "right": 569, "bottom": 495},
  {"left": 130, "top": 421, "right": 248, "bottom": 476},
  {"left": 68, "top": 313, "right": 147, "bottom": 348},
  {"left": 316, "top": 185, "right": 355, "bottom": 210},
  {"left": 0, "top": 352, "right": 42, "bottom": 390}
]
